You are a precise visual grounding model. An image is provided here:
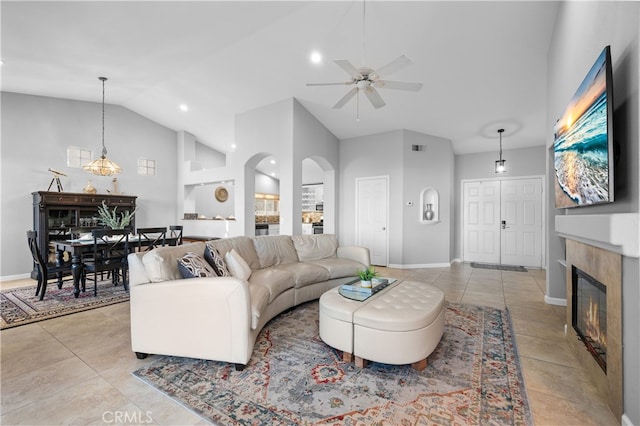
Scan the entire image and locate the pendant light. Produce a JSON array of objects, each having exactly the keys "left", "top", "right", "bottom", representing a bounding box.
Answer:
[
  {"left": 83, "top": 76, "right": 122, "bottom": 176},
  {"left": 495, "top": 128, "right": 506, "bottom": 174}
]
